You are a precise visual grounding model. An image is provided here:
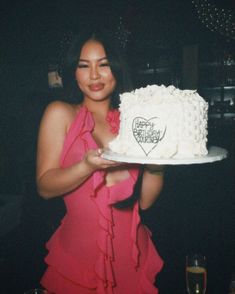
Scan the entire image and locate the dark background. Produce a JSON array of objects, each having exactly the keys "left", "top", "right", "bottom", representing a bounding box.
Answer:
[{"left": 0, "top": 0, "right": 234, "bottom": 293}]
